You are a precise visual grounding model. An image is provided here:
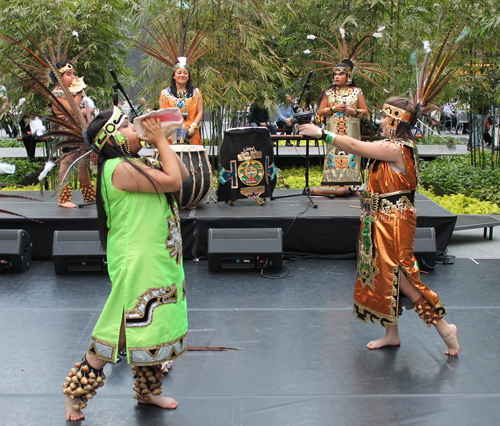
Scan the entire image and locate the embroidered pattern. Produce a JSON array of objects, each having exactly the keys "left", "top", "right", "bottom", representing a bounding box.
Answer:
[
  {"left": 88, "top": 336, "right": 117, "bottom": 362},
  {"left": 354, "top": 301, "right": 398, "bottom": 328},
  {"left": 129, "top": 333, "right": 188, "bottom": 366},
  {"left": 166, "top": 204, "right": 182, "bottom": 266},
  {"left": 356, "top": 191, "right": 379, "bottom": 289},
  {"left": 238, "top": 160, "right": 264, "bottom": 186},
  {"left": 125, "top": 285, "right": 178, "bottom": 328}
]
